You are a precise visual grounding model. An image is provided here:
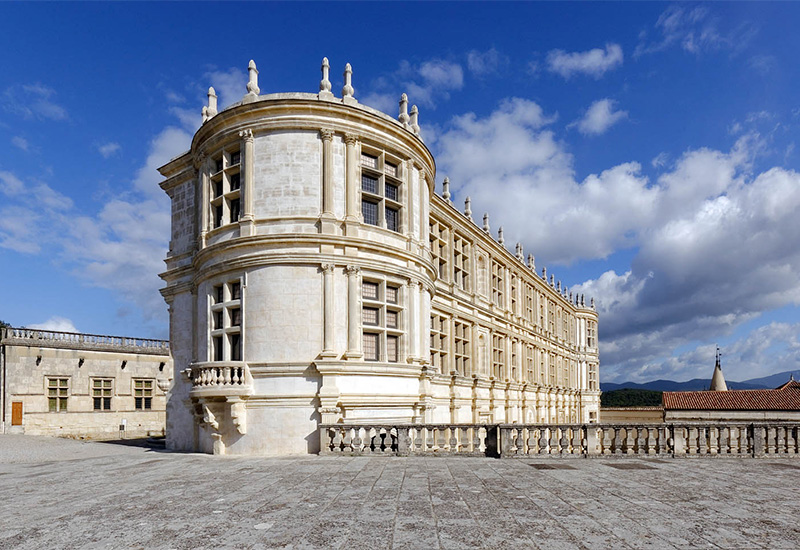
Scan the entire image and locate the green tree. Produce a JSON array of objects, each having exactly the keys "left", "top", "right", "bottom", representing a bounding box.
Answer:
[{"left": 601, "top": 389, "right": 663, "bottom": 407}]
